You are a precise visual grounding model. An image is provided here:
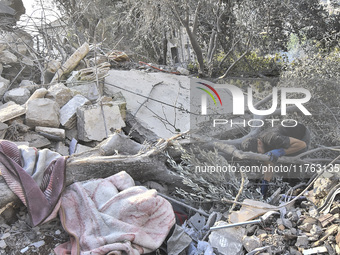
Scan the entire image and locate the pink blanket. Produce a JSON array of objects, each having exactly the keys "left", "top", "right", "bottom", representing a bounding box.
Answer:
[{"left": 55, "top": 171, "right": 175, "bottom": 255}]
